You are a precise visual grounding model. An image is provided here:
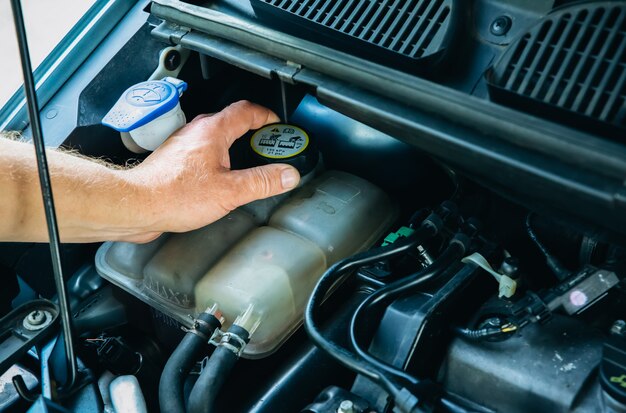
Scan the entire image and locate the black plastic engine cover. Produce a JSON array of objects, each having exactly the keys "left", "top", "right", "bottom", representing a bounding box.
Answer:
[{"left": 440, "top": 314, "right": 604, "bottom": 413}]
